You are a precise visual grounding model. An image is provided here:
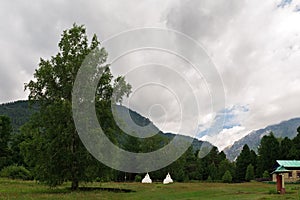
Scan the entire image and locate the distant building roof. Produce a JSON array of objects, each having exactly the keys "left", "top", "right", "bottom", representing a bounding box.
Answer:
[
  {"left": 277, "top": 160, "right": 300, "bottom": 168},
  {"left": 272, "top": 165, "right": 290, "bottom": 174}
]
